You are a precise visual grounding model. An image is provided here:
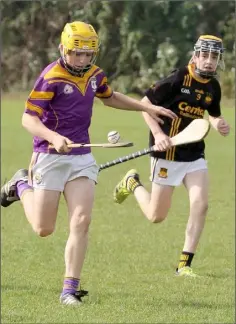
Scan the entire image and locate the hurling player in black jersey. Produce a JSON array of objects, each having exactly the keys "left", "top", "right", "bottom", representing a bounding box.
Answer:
[{"left": 113, "top": 35, "right": 230, "bottom": 277}]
